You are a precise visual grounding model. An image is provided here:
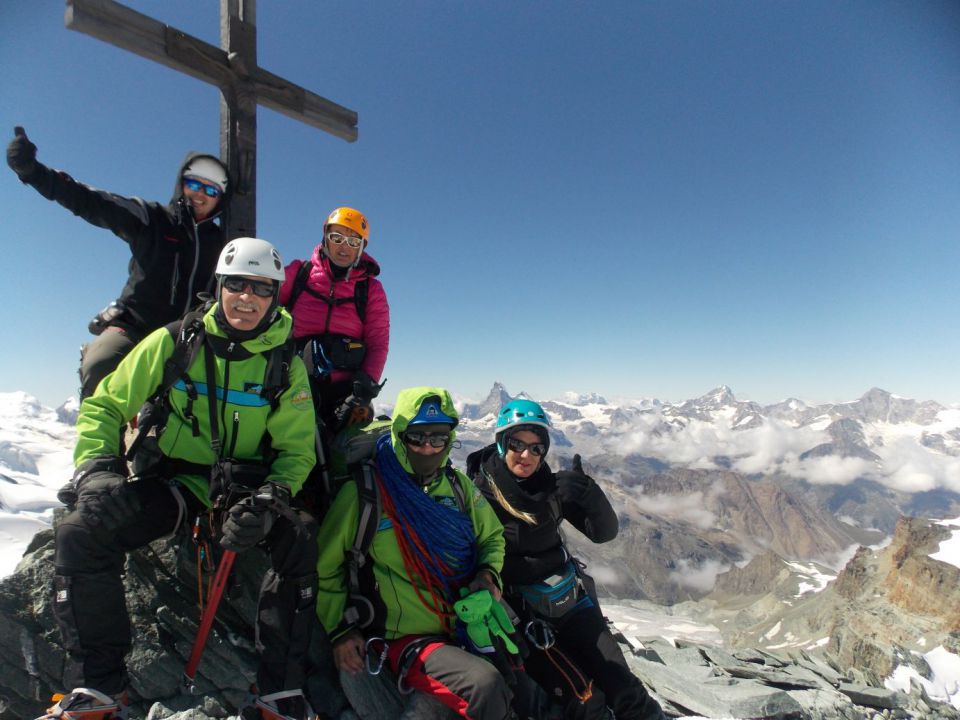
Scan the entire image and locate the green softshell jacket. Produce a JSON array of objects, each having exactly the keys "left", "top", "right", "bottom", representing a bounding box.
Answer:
[
  {"left": 74, "top": 305, "right": 316, "bottom": 505},
  {"left": 315, "top": 386, "right": 505, "bottom": 642}
]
